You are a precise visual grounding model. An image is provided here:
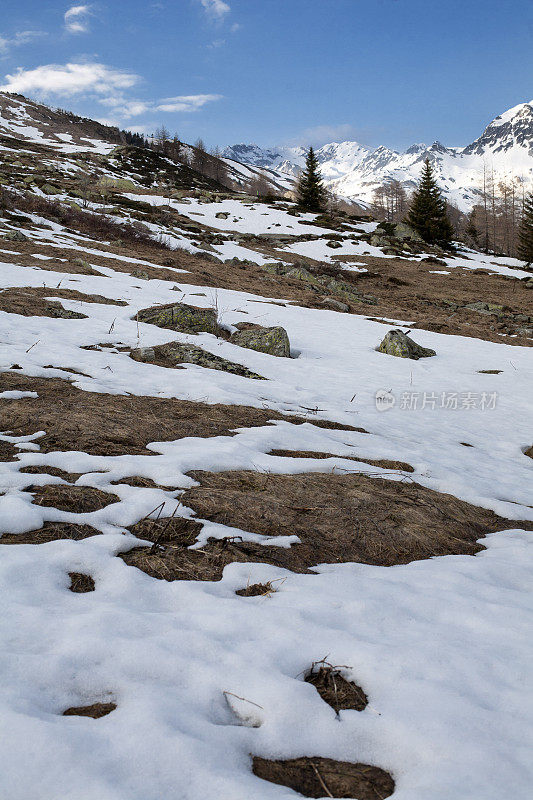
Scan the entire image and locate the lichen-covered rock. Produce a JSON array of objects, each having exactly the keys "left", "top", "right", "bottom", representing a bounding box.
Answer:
[
  {"left": 130, "top": 342, "right": 264, "bottom": 378},
  {"left": 4, "top": 231, "right": 29, "bottom": 242},
  {"left": 393, "top": 222, "right": 424, "bottom": 241},
  {"left": 321, "top": 296, "right": 349, "bottom": 312},
  {"left": 137, "top": 302, "right": 219, "bottom": 335},
  {"left": 215, "top": 211, "right": 230, "bottom": 219},
  {"left": 230, "top": 324, "right": 290, "bottom": 358},
  {"left": 47, "top": 302, "right": 87, "bottom": 320},
  {"left": 285, "top": 266, "right": 320, "bottom": 285},
  {"left": 377, "top": 330, "right": 436, "bottom": 359}
]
